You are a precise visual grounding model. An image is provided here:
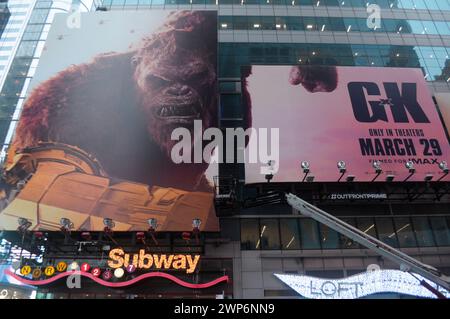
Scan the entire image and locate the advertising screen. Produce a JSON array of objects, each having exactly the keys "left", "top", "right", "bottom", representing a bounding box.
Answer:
[
  {"left": 0, "top": 10, "right": 219, "bottom": 231},
  {"left": 436, "top": 93, "right": 450, "bottom": 141},
  {"left": 243, "top": 66, "right": 450, "bottom": 183}
]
